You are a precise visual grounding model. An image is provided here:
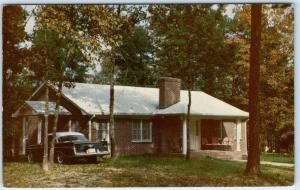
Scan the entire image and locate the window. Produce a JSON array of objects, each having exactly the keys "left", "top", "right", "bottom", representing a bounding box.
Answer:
[
  {"left": 131, "top": 120, "right": 152, "bottom": 142},
  {"left": 97, "top": 123, "right": 109, "bottom": 141},
  {"left": 132, "top": 121, "right": 141, "bottom": 141}
]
